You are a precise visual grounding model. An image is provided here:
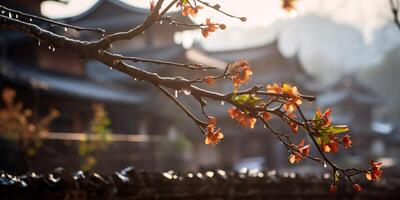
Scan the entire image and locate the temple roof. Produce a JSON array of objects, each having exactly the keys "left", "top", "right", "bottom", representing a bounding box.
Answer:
[
  {"left": 314, "top": 78, "right": 382, "bottom": 107},
  {"left": 62, "top": 0, "right": 193, "bottom": 30},
  {"left": 0, "top": 62, "right": 147, "bottom": 104}
]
